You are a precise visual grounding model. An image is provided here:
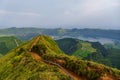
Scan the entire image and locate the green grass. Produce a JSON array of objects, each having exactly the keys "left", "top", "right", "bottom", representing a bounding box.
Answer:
[
  {"left": 73, "top": 49, "right": 91, "bottom": 58},
  {"left": 0, "top": 35, "right": 71, "bottom": 80},
  {"left": 73, "top": 42, "right": 96, "bottom": 58},
  {"left": 40, "top": 35, "right": 64, "bottom": 54},
  {"left": 56, "top": 38, "right": 112, "bottom": 67},
  {"left": 0, "top": 54, "right": 3, "bottom": 58},
  {"left": 0, "top": 52, "right": 70, "bottom": 80},
  {"left": 0, "top": 36, "right": 24, "bottom": 55},
  {"left": 107, "top": 48, "right": 120, "bottom": 69},
  {"left": 81, "top": 42, "right": 96, "bottom": 52},
  {"left": 42, "top": 53, "right": 120, "bottom": 80},
  {"left": 0, "top": 35, "right": 120, "bottom": 80}
]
